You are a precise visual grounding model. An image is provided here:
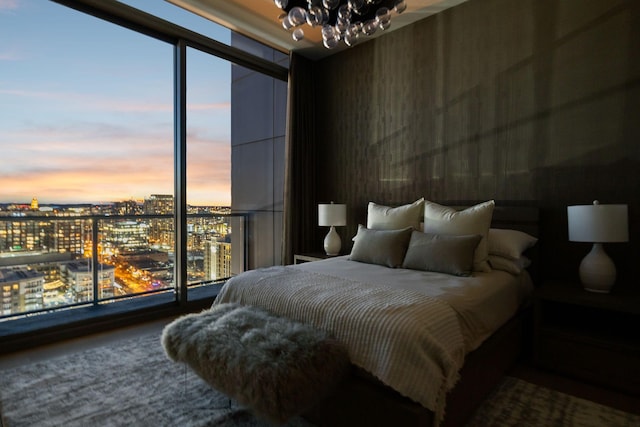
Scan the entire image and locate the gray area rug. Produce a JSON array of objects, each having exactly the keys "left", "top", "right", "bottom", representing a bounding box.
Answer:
[
  {"left": 1, "top": 330, "right": 639, "bottom": 427},
  {"left": 466, "top": 376, "right": 640, "bottom": 427},
  {"left": 0, "top": 332, "right": 312, "bottom": 427}
]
